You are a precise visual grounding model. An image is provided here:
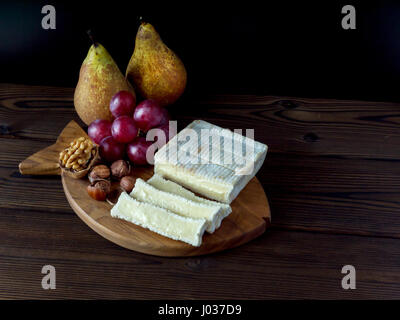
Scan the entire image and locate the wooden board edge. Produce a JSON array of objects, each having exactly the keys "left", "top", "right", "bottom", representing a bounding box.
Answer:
[
  {"left": 62, "top": 173, "right": 270, "bottom": 257},
  {"left": 19, "top": 120, "right": 86, "bottom": 176},
  {"left": 18, "top": 143, "right": 61, "bottom": 175}
]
